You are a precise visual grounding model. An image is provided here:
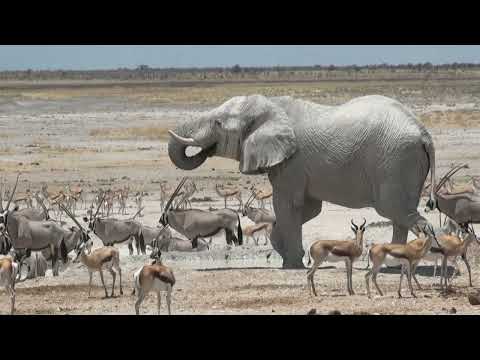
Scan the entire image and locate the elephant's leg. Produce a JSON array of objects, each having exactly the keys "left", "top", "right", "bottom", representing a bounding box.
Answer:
[
  {"left": 392, "top": 224, "right": 409, "bottom": 245},
  {"left": 269, "top": 200, "right": 305, "bottom": 269}
]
